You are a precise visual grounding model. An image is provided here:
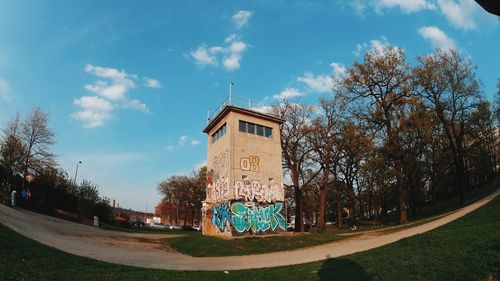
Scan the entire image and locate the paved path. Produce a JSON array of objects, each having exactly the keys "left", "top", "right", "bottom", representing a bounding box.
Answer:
[{"left": 1, "top": 189, "right": 498, "bottom": 271}]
